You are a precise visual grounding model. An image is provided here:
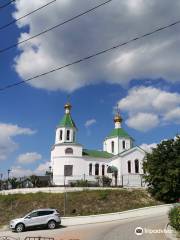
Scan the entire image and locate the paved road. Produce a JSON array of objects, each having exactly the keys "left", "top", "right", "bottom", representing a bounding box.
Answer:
[{"left": 0, "top": 214, "right": 169, "bottom": 240}]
